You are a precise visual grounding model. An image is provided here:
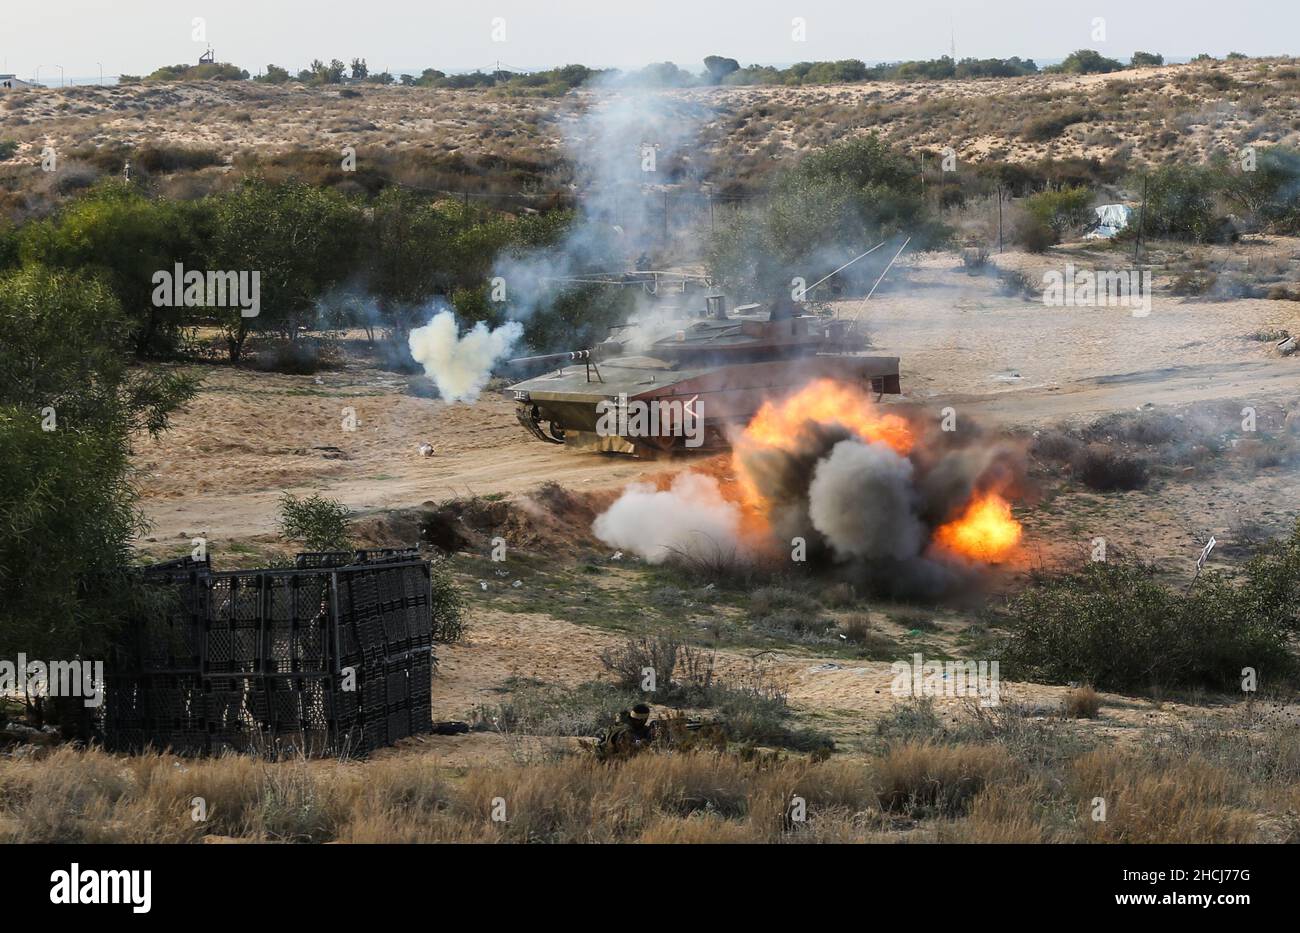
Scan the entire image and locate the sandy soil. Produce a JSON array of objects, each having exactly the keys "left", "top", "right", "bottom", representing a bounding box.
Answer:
[{"left": 6, "top": 56, "right": 1298, "bottom": 196}]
